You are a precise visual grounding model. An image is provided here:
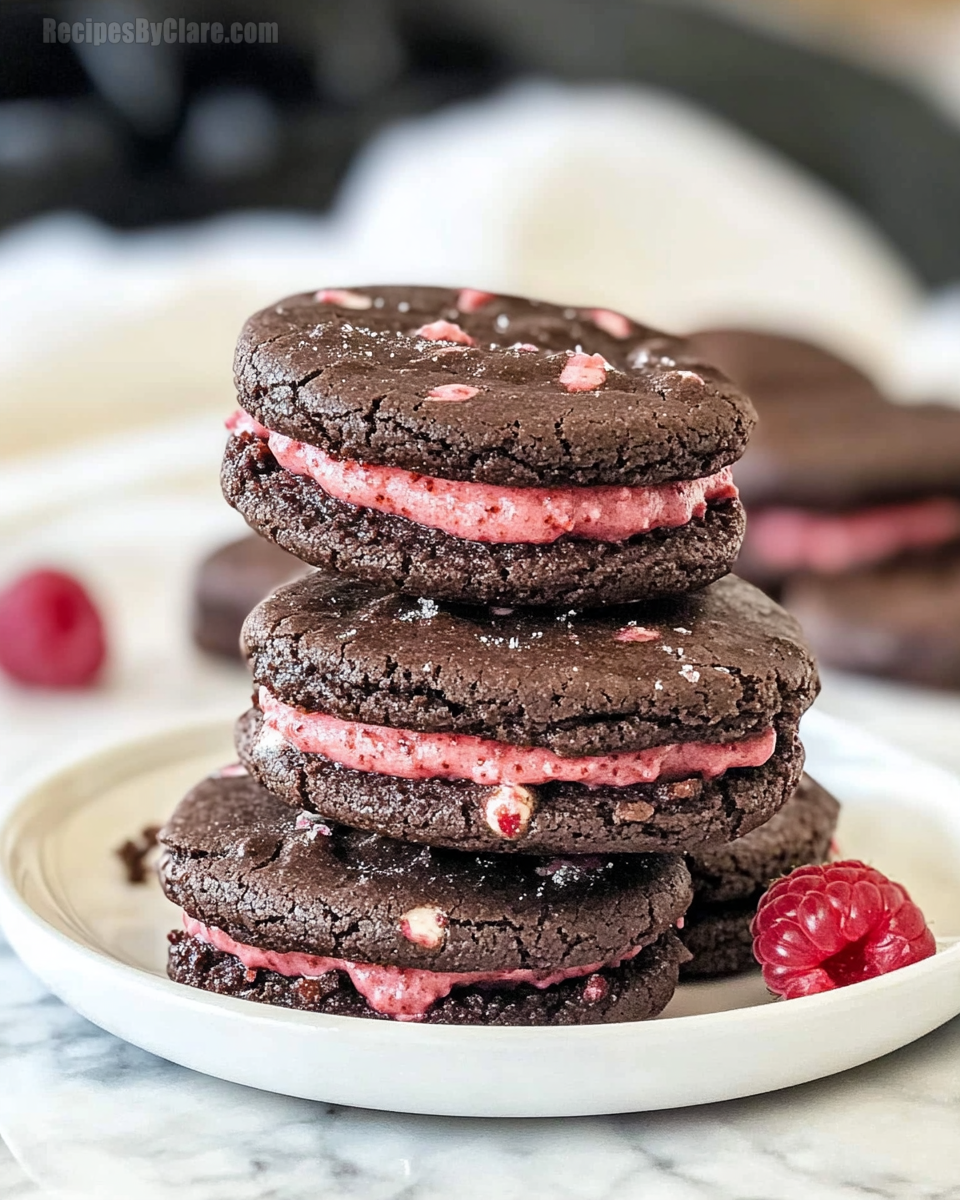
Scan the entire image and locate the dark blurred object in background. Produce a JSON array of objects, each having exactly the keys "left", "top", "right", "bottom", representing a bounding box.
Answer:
[
  {"left": 3, "top": 0, "right": 960, "bottom": 285},
  {"left": 689, "top": 326, "right": 960, "bottom": 689},
  {"left": 192, "top": 534, "right": 308, "bottom": 661}
]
